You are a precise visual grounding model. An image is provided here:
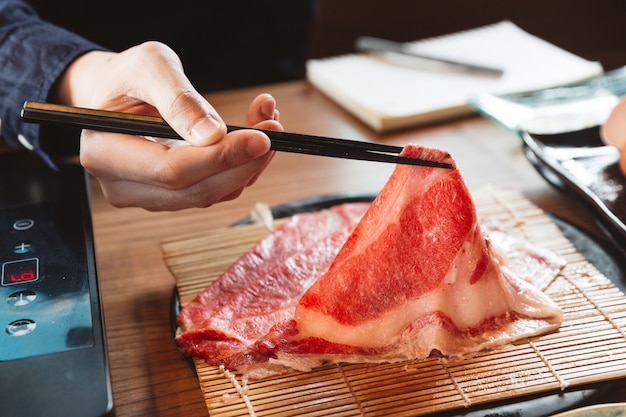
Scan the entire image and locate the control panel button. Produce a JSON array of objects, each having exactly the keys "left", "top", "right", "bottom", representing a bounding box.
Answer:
[
  {"left": 13, "top": 242, "right": 33, "bottom": 254},
  {"left": 7, "top": 290, "right": 37, "bottom": 306},
  {"left": 6, "top": 319, "right": 36, "bottom": 336},
  {"left": 12, "top": 219, "right": 34, "bottom": 231}
]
